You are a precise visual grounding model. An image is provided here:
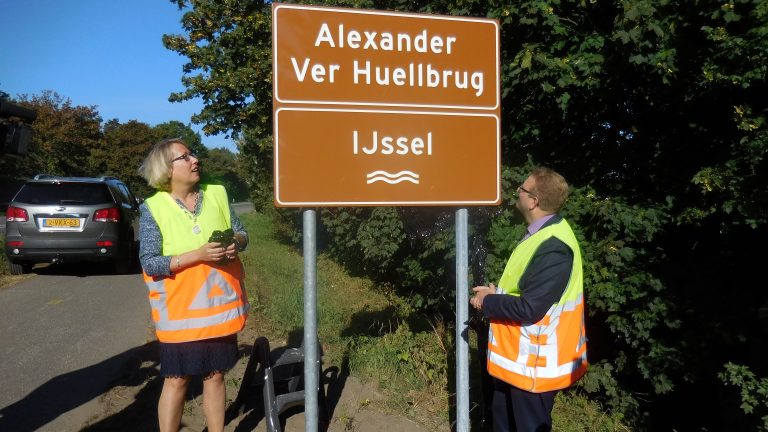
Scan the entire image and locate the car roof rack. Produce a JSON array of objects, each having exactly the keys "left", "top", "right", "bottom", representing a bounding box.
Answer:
[
  {"left": 31, "top": 174, "right": 121, "bottom": 183},
  {"left": 33, "top": 173, "right": 57, "bottom": 180}
]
